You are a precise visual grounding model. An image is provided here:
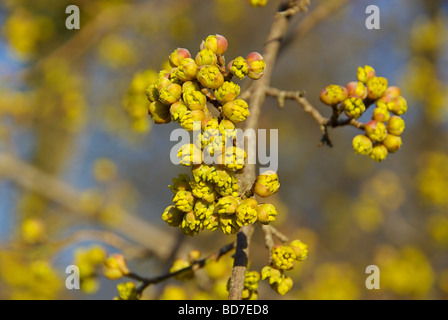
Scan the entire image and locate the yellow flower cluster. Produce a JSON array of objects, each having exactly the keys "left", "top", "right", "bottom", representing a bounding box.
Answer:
[
  {"left": 261, "top": 240, "right": 308, "bottom": 295},
  {"left": 321, "top": 65, "right": 407, "bottom": 162},
  {"left": 142, "top": 35, "right": 281, "bottom": 237}
]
